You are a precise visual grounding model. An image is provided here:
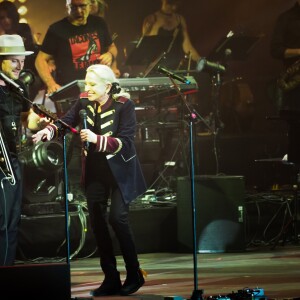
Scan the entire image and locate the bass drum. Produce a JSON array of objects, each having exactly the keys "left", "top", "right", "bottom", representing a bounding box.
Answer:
[{"left": 219, "top": 78, "right": 255, "bottom": 134}]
